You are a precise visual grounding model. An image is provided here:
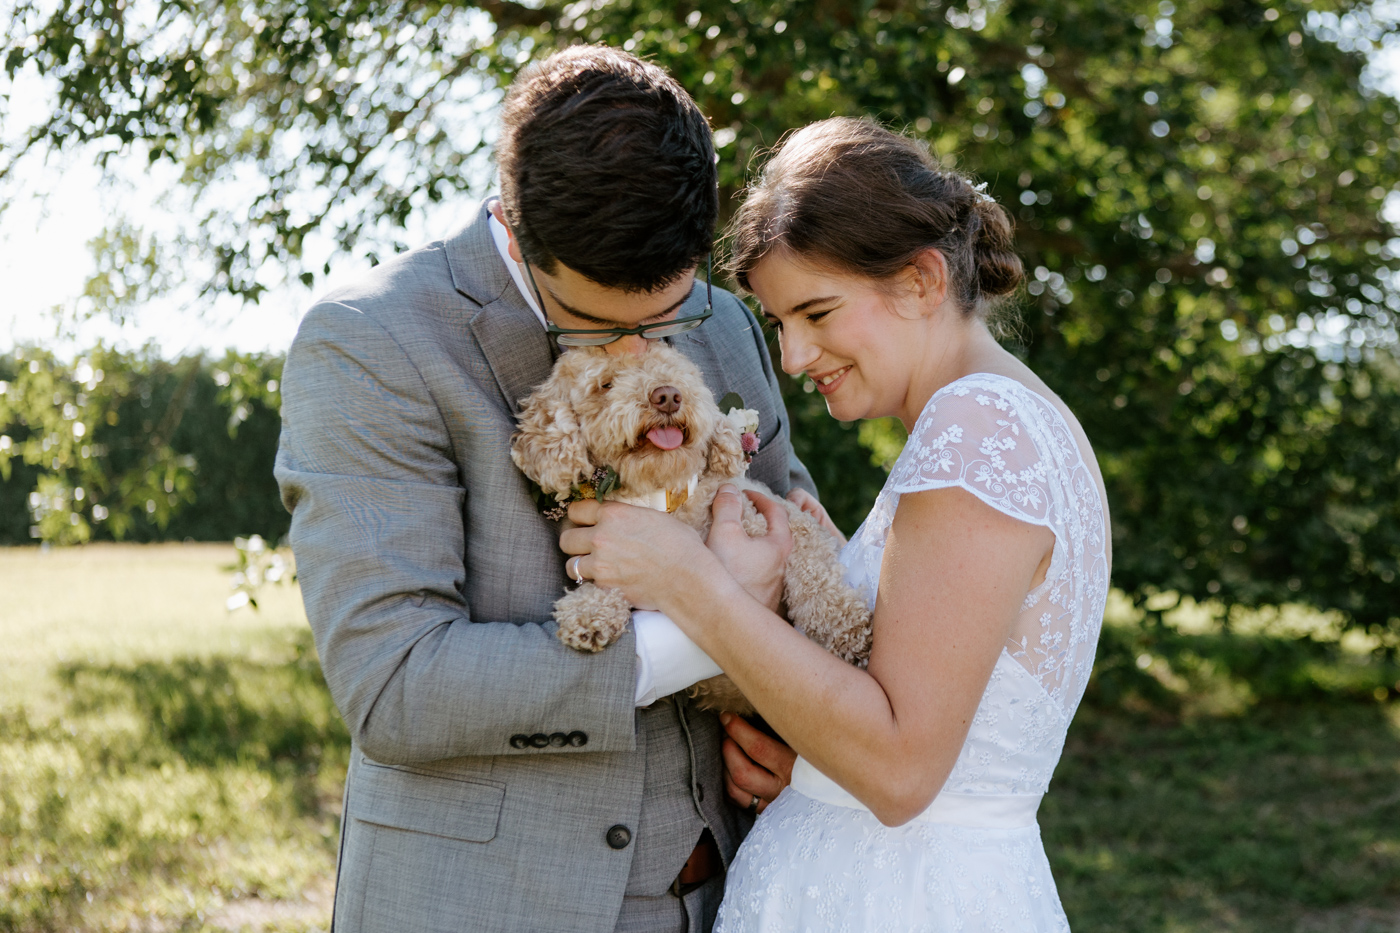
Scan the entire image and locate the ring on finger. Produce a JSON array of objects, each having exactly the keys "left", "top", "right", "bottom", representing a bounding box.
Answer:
[
  {"left": 567, "top": 556, "right": 586, "bottom": 584},
  {"left": 748, "top": 794, "right": 761, "bottom": 813}
]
